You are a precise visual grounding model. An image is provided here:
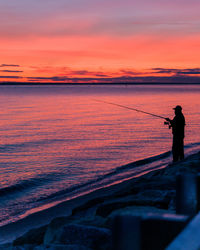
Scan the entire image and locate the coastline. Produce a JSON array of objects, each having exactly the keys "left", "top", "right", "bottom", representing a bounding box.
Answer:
[
  {"left": 0, "top": 150, "right": 173, "bottom": 234},
  {"left": 0, "top": 154, "right": 169, "bottom": 244},
  {"left": 1, "top": 150, "right": 200, "bottom": 248}
]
